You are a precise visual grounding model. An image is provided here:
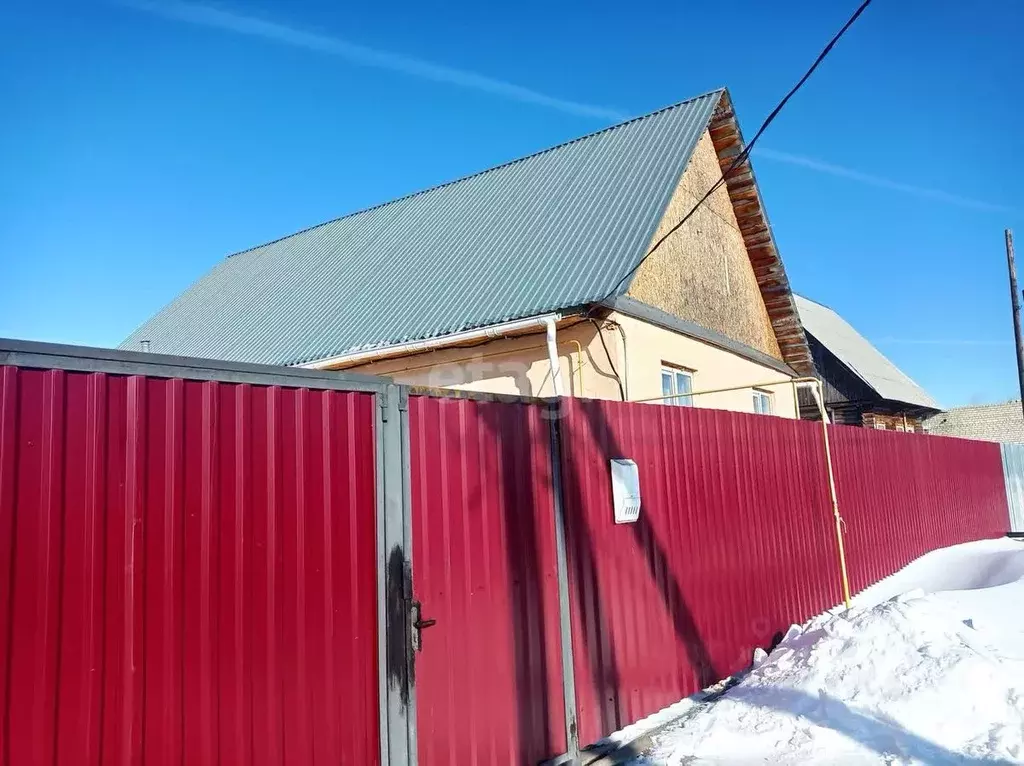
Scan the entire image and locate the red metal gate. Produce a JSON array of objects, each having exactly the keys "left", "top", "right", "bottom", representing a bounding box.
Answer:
[
  {"left": 408, "top": 395, "right": 566, "bottom": 765},
  {"left": 0, "top": 364, "right": 380, "bottom": 765}
]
